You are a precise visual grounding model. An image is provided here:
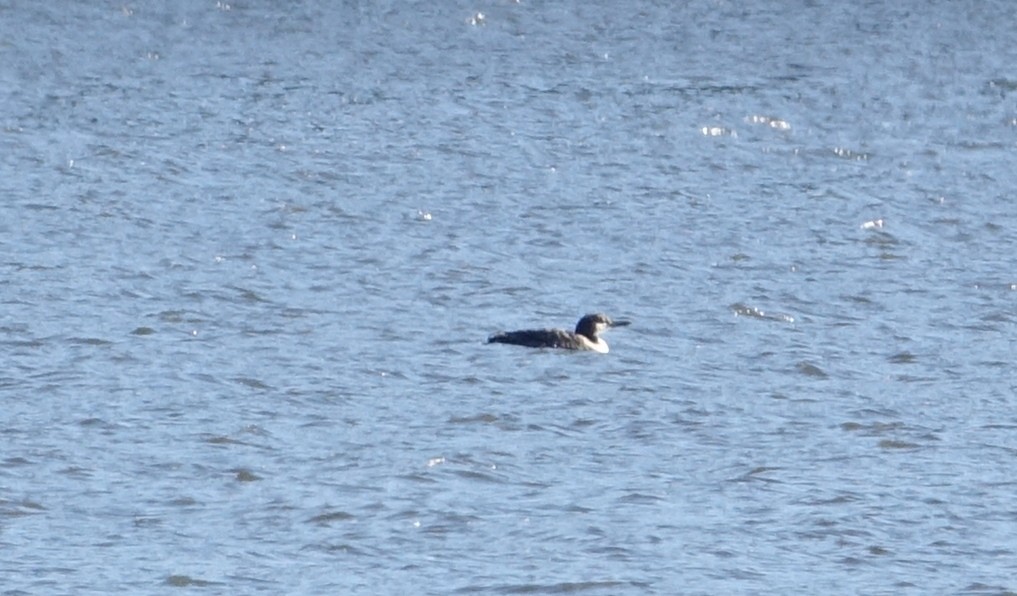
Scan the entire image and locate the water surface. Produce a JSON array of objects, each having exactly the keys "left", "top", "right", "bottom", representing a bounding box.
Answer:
[{"left": 2, "top": 1, "right": 1016, "bottom": 593}]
